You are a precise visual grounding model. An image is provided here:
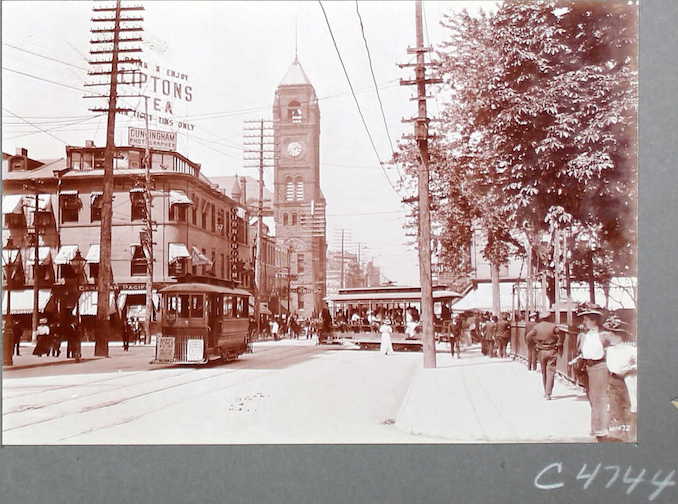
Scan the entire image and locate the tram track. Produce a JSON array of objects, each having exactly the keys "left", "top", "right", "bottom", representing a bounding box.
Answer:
[
  {"left": 4, "top": 345, "right": 315, "bottom": 435},
  {"left": 56, "top": 344, "right": 344, "bottom": 442}
]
